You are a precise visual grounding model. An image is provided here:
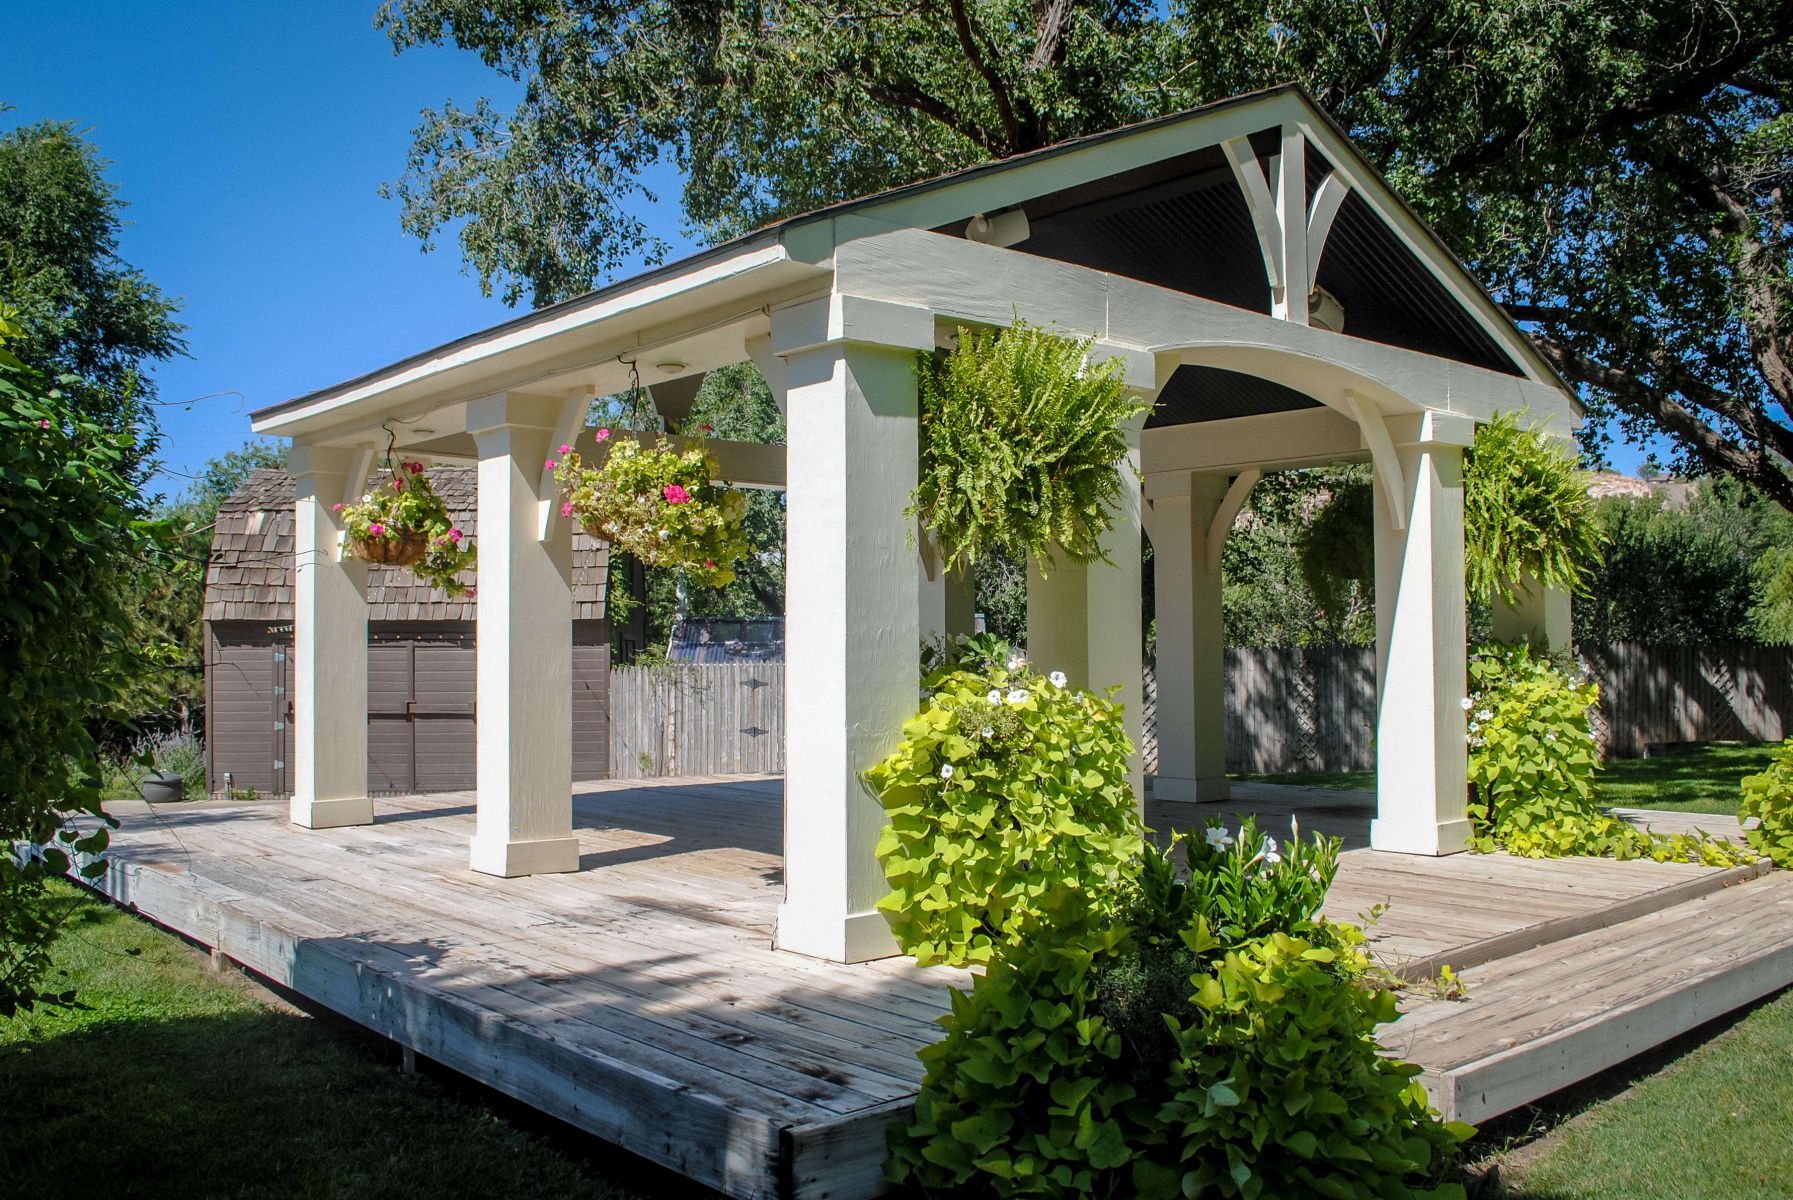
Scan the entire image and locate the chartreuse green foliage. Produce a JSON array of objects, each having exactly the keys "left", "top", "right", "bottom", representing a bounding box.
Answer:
[
  {"left": 0, "top": 307, "right": 153, "bottom": 1013},
  {"left": 911, "top": 320, "right": 1147, "bottom": 573},
  {"left": 1738, "top": 739, "right": 1793, "bottom": 868},
  {"left": 1462, "top": 412, "right": 1602, "bottom": 604},
  {"left": 864, "top": 646, "right": 1142, "bottom": 967},
  {"left": 1467, "top": 643, "right": 1750, "bottom": 865},
  {"left": 891, "top": 837, "right": 1469, "bottom": 1199}
]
